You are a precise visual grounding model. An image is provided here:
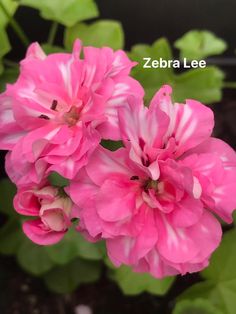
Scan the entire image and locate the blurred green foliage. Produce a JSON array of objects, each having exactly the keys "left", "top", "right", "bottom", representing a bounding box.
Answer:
[
  {"left": 19, "top": 0, "right": 99, "bottom": 27},
  {"left": 0, "top": 0, "right": 18, "bottom": 28},
  {"left": 0, "top": 2, "right": 235, "bottom": 313},
  {"left": 64, "top": 20, "right": 124, "bottom": 50},
  {"left": 0, "top": 29, "right": 11, "bottom": 64},
  {"left": 177, "top": 229, "right": 236, "bottom": 314},
  {"left": 175, "top": 30, "right": 227, "bottom": 61},
  {"left": 173, "top": 299, "right": 223, "bottom": 314},
  {"left": 44, "top": 258, "right": 102, "bottom": 293},
  {"left": 129, "top": 38, "right": 224, "bottom": 104},
  {"left": 108, "top": 263, "right": 174, "bottom": 296}
]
